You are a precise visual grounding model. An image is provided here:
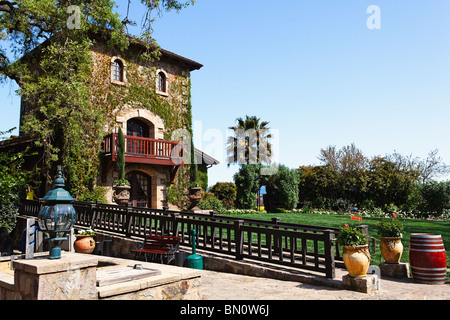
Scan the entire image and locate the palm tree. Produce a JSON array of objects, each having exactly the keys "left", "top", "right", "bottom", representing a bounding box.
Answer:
[{"left": 227, "top": 115, "right": 272, "bottom": 166}]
